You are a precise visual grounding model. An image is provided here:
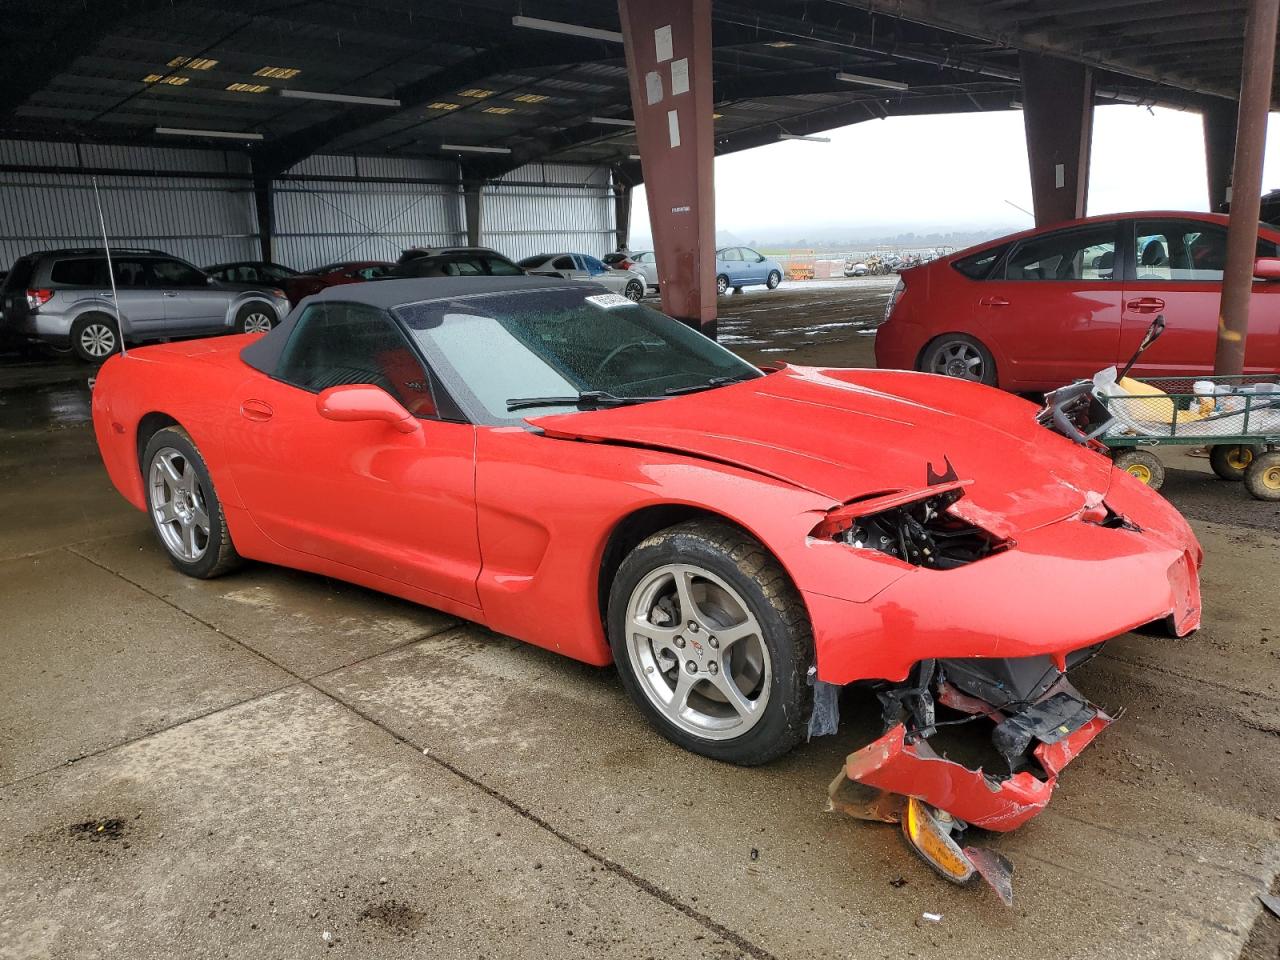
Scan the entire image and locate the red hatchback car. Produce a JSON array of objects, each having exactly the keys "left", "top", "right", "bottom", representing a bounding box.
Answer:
[{"left": 874, "top": 211, "right": 1280, "bottom": 391}]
